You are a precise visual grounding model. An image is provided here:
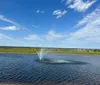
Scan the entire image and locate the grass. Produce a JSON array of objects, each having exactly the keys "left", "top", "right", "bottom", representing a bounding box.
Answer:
[
  {"left": 0, "top": 47, "right": 37, "bottom": 54},
  {"left": 0, "top": 46, "right": 100, "bottom": 56},
  {"left": 56, "top": 51, "right": 100, "bottom": 56}
]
